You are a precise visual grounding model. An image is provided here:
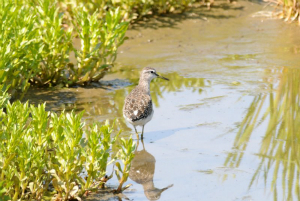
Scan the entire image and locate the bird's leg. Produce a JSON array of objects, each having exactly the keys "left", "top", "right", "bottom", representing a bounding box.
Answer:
[
  {"left": 141, "top": 125, "right": 145, "bottom": 140},
  {"left": 135, "top": 139, "right": 139, "bottom": 151},
  {"left": 134, "top": 126, "right": 140, "bottom": 140},
  {"left": 141, "top": 138, "right": 145, "bottom": 150}
]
